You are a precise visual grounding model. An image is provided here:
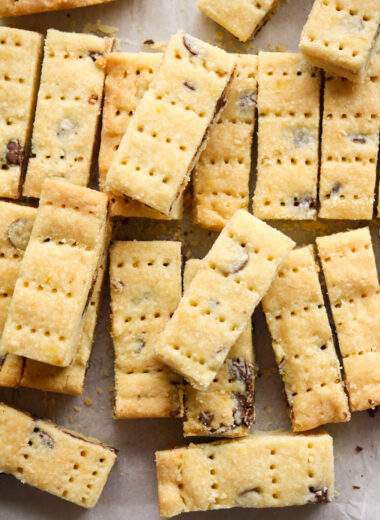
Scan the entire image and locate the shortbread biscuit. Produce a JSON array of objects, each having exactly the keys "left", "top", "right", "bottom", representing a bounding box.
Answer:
[
  {"left": 193, "top": 55, "right": 258, "bottom": 231},
  {"left": 1, "top": 178, "right": 108, "bottom": 367},
  {"left": 300, "top": 0, "right": 380, "bottom": 83},
  {"left": 110, "top": 241, "right": 183, "bottom": 418},
  {"left": 20, "top": 228, "right": 109, "bottom": 395},
  {"left": 262, "top": 246, "right": 350, "bottom": 431},
  {"left": 106, "top": 32, "right": 237, "bottom": 216},
  {"left": 0, "top": 402, "right": 117, "bottom": 509},
  {"left": 156, "top": 430, "right": 334, "bottom": 517},
  {"left": 22, "top": 29, "right": 112, "bottom": 199},
  {"left": 317, "top": 228, "right": 380, "bottom": 411},
  {"left": 0, "top": 0, "right": 117, "bottom": 17},
  {"left": 197, "top": 0, "right": 283, "bottom": 42},
  {"left": 0, "top": 202, "right": 36, "bottom": 388},
  {"left": 155, "top": 210, "right": 295, "bottom": 390},
  {"left": 99, "top": 52, "right": 182, "bottom": 220},
  {"left": 319, "top": 43, "right": 380, "bottom": 219},
  {"left": 0, "top": 27, "right": 42, "bottom": 199},
  {"left": 183, "top": 259, "right": 254, "bottom": 437},
  {"left": 253, "top": 53, "right": 321, "bottom": 220}
]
